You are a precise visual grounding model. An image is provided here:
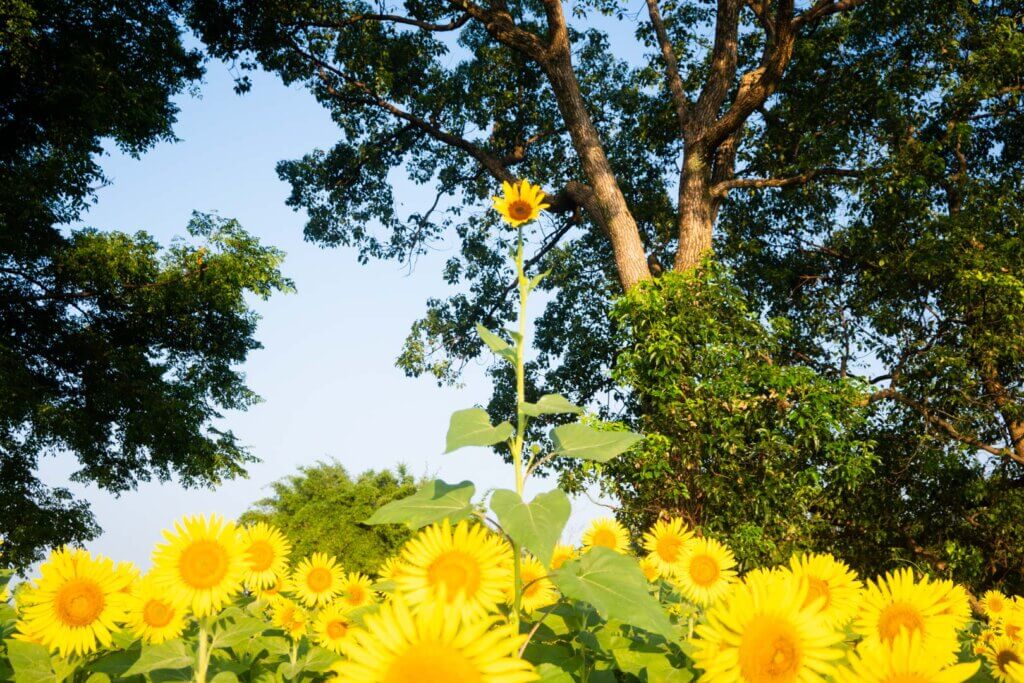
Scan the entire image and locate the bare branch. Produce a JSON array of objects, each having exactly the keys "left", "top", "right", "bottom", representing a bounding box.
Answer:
[
  {"left": 449, "top": 0, "right": 548, "bottom": 62},
  {"left": 711, "top": 167, "right": 862, "bottom": 196},
  {"left": 867, "top": 388, "right": 1024, "bottom": 465},
  {"left": 291, "top": 12, "right": 471, "bottom": 32},
  {"left": 693, "top": 0, "right": 742, "bottom": 128},
  {"left": 646, "top": 0, "right": 693, "bottom": 133},
  {"left": 290, "top": 38, "right": 516, "bottom": 184},
  {"left": 792, "top": 0, "right": 869, "bottom": 29}
]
